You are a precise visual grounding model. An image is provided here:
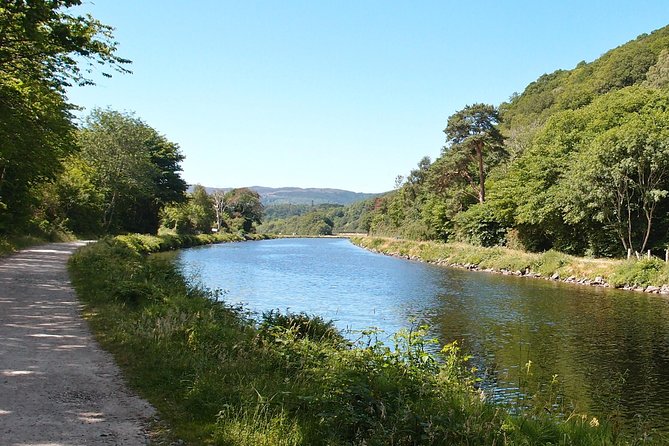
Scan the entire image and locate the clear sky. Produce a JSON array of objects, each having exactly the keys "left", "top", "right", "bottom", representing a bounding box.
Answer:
[{"left": 67, "top": 1, "right": 669, "bottom": 193}]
